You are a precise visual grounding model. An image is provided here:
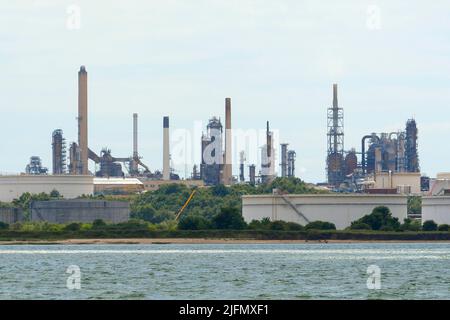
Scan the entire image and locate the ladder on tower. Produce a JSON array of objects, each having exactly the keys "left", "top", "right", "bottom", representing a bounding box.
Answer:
[{"left": 279, "top": 195, "right": 310, "bottom": 224}]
